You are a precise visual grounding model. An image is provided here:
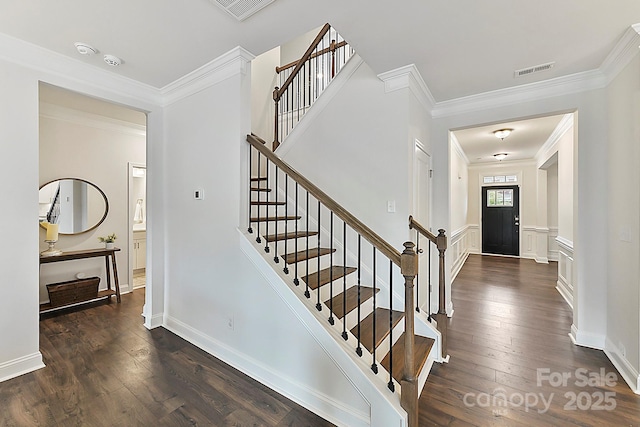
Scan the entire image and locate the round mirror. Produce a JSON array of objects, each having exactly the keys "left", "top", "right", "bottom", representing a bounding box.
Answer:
[{"left": 39, "top": 178, "right": 109, "bottom": 235}]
